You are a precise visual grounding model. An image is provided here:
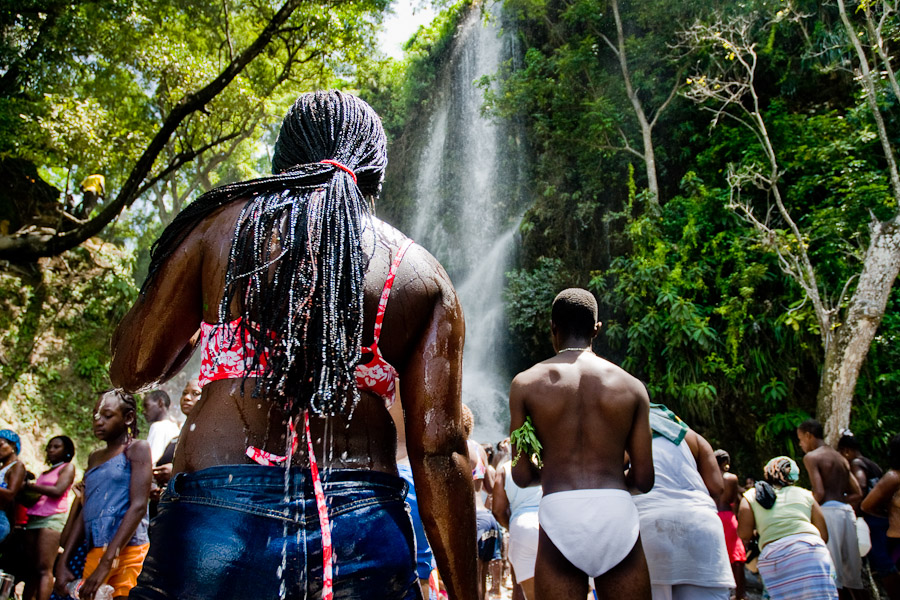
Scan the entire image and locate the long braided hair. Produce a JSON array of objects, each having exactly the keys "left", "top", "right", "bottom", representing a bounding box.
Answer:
[{"left": 143, "top": 91, "right": 387, "bottom": 417}]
